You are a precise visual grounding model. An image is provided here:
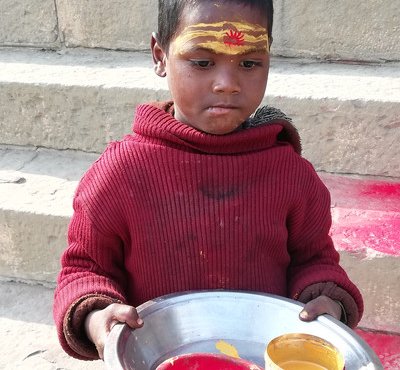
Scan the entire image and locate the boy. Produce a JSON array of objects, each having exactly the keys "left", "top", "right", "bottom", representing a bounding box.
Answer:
[{"left": 54, "top": 0, "right": 363, "bottom": 361}]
